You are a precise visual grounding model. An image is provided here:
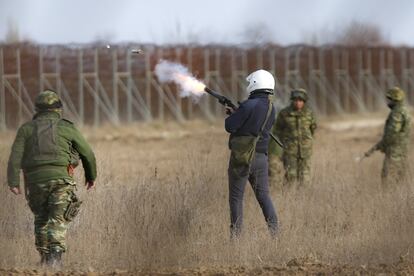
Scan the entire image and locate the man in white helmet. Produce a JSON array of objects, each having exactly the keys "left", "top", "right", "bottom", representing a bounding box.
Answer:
[{"left": 225, "top": 69, "right": 278, "bottom": 238}]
